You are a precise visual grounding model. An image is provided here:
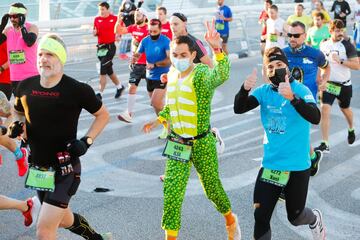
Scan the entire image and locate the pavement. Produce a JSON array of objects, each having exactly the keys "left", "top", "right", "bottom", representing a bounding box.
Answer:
[{"left": 1, "top": 54, "right": 360, "bottom": 240}]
